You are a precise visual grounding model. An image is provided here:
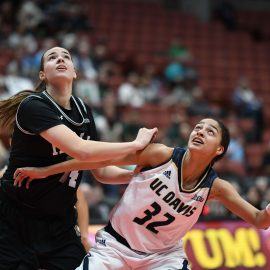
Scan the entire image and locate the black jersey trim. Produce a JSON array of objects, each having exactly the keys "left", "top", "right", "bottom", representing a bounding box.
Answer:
[
  {"left": 104, "top": 221, "right": 148, "bottom": 255},
  {"left": 179, "top": 150, "right": 211, "bottom": 193},
  {"left": 173, "top": 148, "right": 213, "bottom": 194}
]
